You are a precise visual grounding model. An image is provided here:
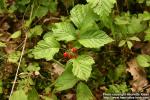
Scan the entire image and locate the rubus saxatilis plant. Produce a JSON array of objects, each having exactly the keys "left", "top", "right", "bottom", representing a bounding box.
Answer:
[{"left": 30, "top": 1, "right": 116, "bottom": 99}]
